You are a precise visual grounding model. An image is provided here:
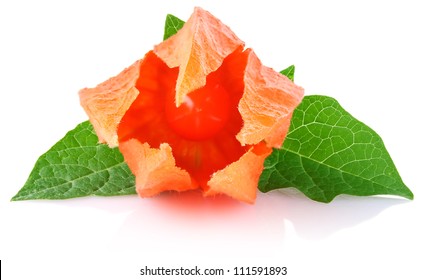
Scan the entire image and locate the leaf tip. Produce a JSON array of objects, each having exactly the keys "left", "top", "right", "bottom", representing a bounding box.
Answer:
[
  {"left": 403, "top": 188, "right": 414, "bottom": 200},
  {"left": 11, "top": 194, "right": 23, "bottom": 202},
  {"left": 280, "top": 65, "right": 295, "bottom": 82},
  {"left": 163, "top": 13, "right": 185, "bottom": 41}
]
